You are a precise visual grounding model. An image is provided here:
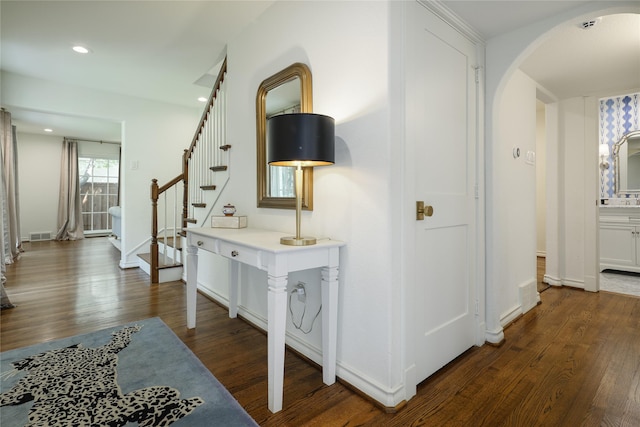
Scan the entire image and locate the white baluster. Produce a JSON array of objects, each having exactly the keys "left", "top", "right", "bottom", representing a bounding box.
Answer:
[
  {"left": 163, "top": 192, "right": 168, "bottom": 266},
  {"left": 173, "top": 185, "right": 178, "bottom": 265}
]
